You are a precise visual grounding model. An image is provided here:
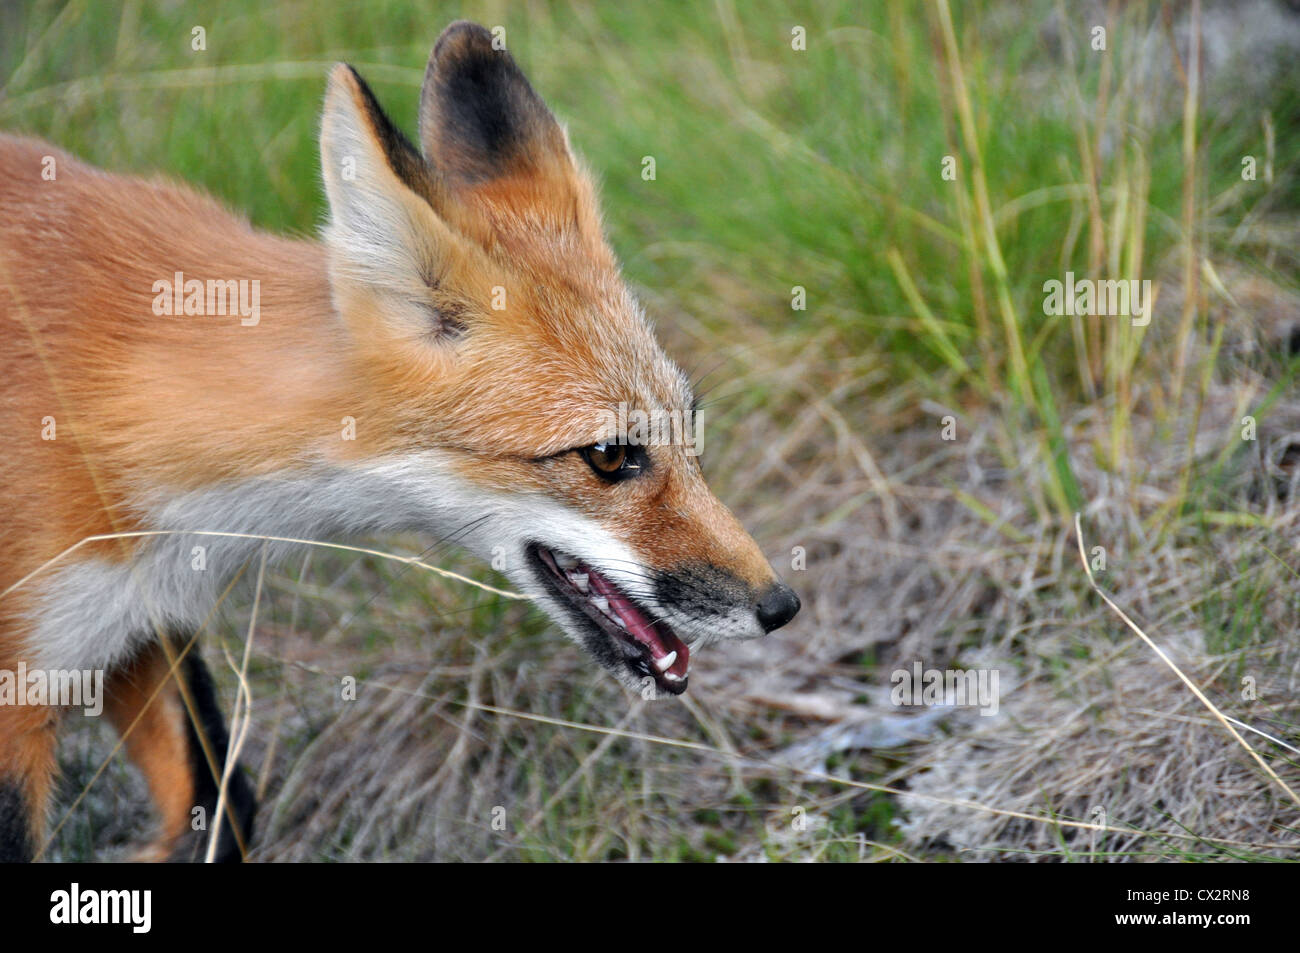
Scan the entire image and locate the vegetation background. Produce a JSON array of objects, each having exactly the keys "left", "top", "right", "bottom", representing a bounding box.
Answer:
[{"left": 2, "top": 0, "right": 1298, "bottom": 861}]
